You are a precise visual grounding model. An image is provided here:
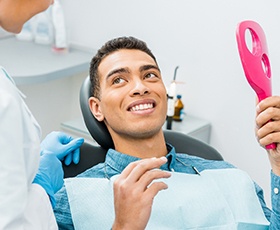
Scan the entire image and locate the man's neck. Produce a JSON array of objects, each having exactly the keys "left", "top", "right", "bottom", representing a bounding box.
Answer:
[{"left": 112, "top": 131, "right": 167, "bottom": 159}]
